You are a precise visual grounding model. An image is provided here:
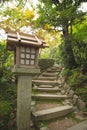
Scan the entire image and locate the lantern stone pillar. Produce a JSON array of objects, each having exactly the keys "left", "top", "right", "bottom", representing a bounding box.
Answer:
[
  {"left": 6, "top": 31, "right": 48, "bottom": 130},
  {"left": 12, "top": 67, "right": 40, "bottom": 130}
]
